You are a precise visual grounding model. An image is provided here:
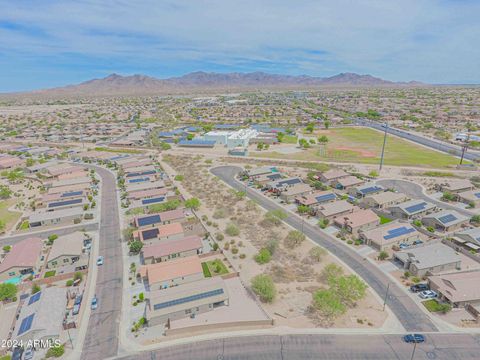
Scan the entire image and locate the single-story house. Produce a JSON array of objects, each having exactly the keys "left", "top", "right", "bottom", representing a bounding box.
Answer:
[
  {"left": 47, "top": 183, "right": 91, "bottom": 195},
  {"left": 422, "top": 210, "right": 470, "bottom": 232},
  {"left": 127, "top": 188, "right": 169, "bottom": 202},
  {"left": 361, "top": 191, "right": 409, "bottom": 210},
  {"left": 126, "top": 180, "right": 165, "bottom": 194},
  {"left": 319, "top": 169, "right": 349, "bottom": 185},
  {"left": 279, "top": 183, "right": 312, "bottom": 202},
  {"left": 0, "top": 237, "right": 43, "bottom": 282},
  {"left": 133, "top": 222, "right": 184, "bottom": 244},
  {"left": 146, "top": 277, "right": 229, "bottom": 327},
  {"left": 331, "top": 175, "right": 365, "bottom": 190},
  {"left": 428, "top": 270, "right": 480, "bottom": 307},
  {"left": 450, "top": 228, "right": 480, "bottom": 253},
  {"left": 348, "top": 184, "right": 385, "bottom": 198},
  {"left": 388, "top": 199, "right": 436, "bottom": 219},
  {"left": 393, "top": 242, "right": 461, "bottom": 277},
  {"left": 134, "top": 209, "right": 187, "bottom": 229},
  {"left": 47, "top": 176, "right": 91, "bottom": 190},
  {"left": 295, "top": 190, "right": 337, "bottom": 208},
  {"left": 266, "top": 177, "right": 303, "bottom": 193},
  {"left": 29, "top": 207, "right": 84, "bottom": 228},
  {"left": 315, "top": 200, "right": 355, "bottom": 221},
  {"left": 359, "top": 221, "right": 423, "bottom": 251},
  {"left": 142, "top": 235, "right": 203, "bottom": 264},
  {"left": 246, "top": 166, "right": 279, "bottom": 178},
  {"left": 333, "top": 209, "right": 380, "bottom": 237},
  {"left": 438, "top": 179, "right": 475, "bottom": 194},
  {"left": 457, "top": 190, "right": 480, "bottom": 208},
  {"left": 46, "top": 231, "right": 89, "bottom": 270},
  {"left": 139, "top": 255, "right": 204, "bottom": 290},
  {"left": 14, "top": 287, "right": 67, "bottom": 343}
]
